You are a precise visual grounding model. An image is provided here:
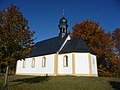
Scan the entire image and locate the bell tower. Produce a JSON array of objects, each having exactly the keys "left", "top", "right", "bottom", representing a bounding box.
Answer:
[{"left": 58, "top": 10, "right": 68, "bottom": 38}]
